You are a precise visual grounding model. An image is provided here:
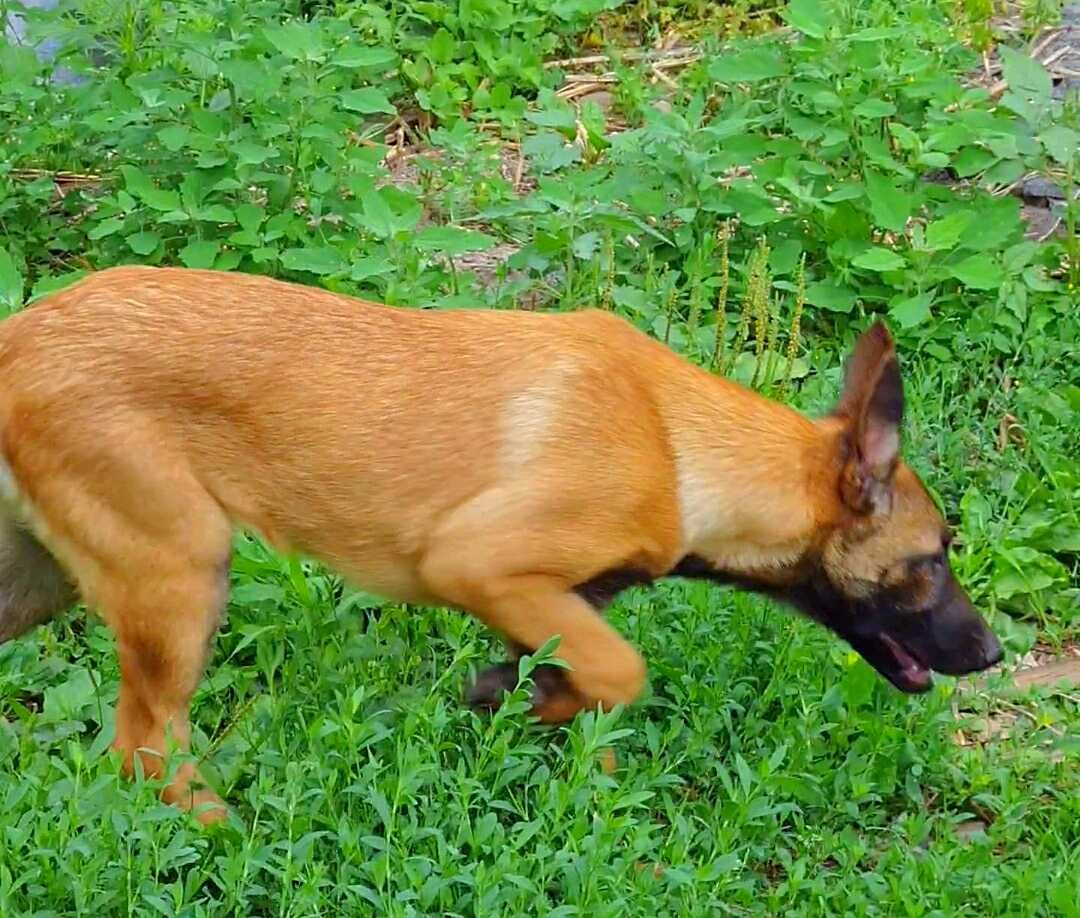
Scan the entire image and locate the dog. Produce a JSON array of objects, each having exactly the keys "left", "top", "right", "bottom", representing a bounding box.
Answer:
[{"left": 0, "top": 266, "right": 1002, "bottom": 822}]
